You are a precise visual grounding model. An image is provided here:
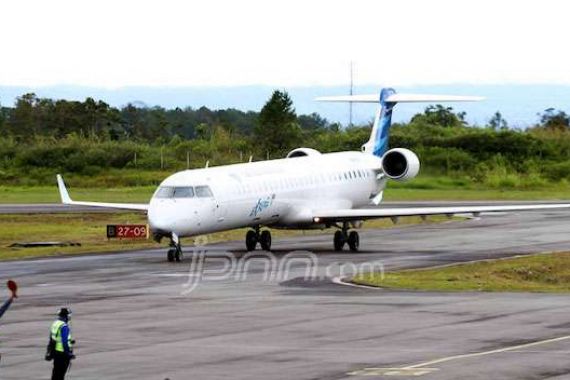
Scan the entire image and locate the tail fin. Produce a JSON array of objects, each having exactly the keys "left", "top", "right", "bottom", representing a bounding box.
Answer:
[{"left": 316, "top": 89, "right": 484, "bottom": 157}]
